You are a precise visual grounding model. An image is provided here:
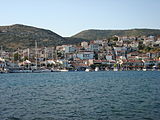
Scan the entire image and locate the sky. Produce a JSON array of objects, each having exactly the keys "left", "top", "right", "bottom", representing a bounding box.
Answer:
[{"left": 0, "top": 0, "right": 160, "bottom": 36}]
